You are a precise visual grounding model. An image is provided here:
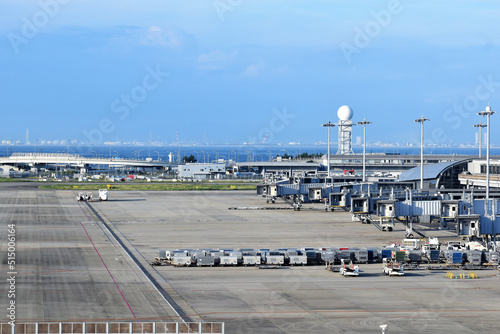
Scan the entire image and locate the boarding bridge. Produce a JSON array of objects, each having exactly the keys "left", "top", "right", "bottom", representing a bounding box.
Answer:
[
  {"left": 372, "top": 199, "right": 396, "bottom": 231},
  {"left": 395, "top": 200, "right": 440, "bottom": 217},
  {"left": 440, "top": 200, "right": 461, "bottom": 228},
  {"left": 258, "top": 184, "right": 278, "bottom": 203},
  {"left": 258, "top": 177, "right": 500, "bottom": 238},
  {"left": 388, "top": 198, "right": 500, "bottom": 237},
  {"left": 469, "top": 199, "right": 500, "bottom": 236},
  {"left": 377, "top": 200, "right": 396, "bottom": 217},
  {"left": 308, "top": 187, "right": 323, "bottom": 201},
  {"left": 258, "top": 176, "right": 384, "bottom": 205},
  {"left": 330, "top": 192, "right": 348, "bottom": 209},
  {"left": 441, "top": 200, "right": 460, "bottom": 218},
  {"left": 457, "top": 215, "right": 481, "bottom": 237},
  {"left": 351, "top": 196, "right": 370, "bottom": 214}
]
